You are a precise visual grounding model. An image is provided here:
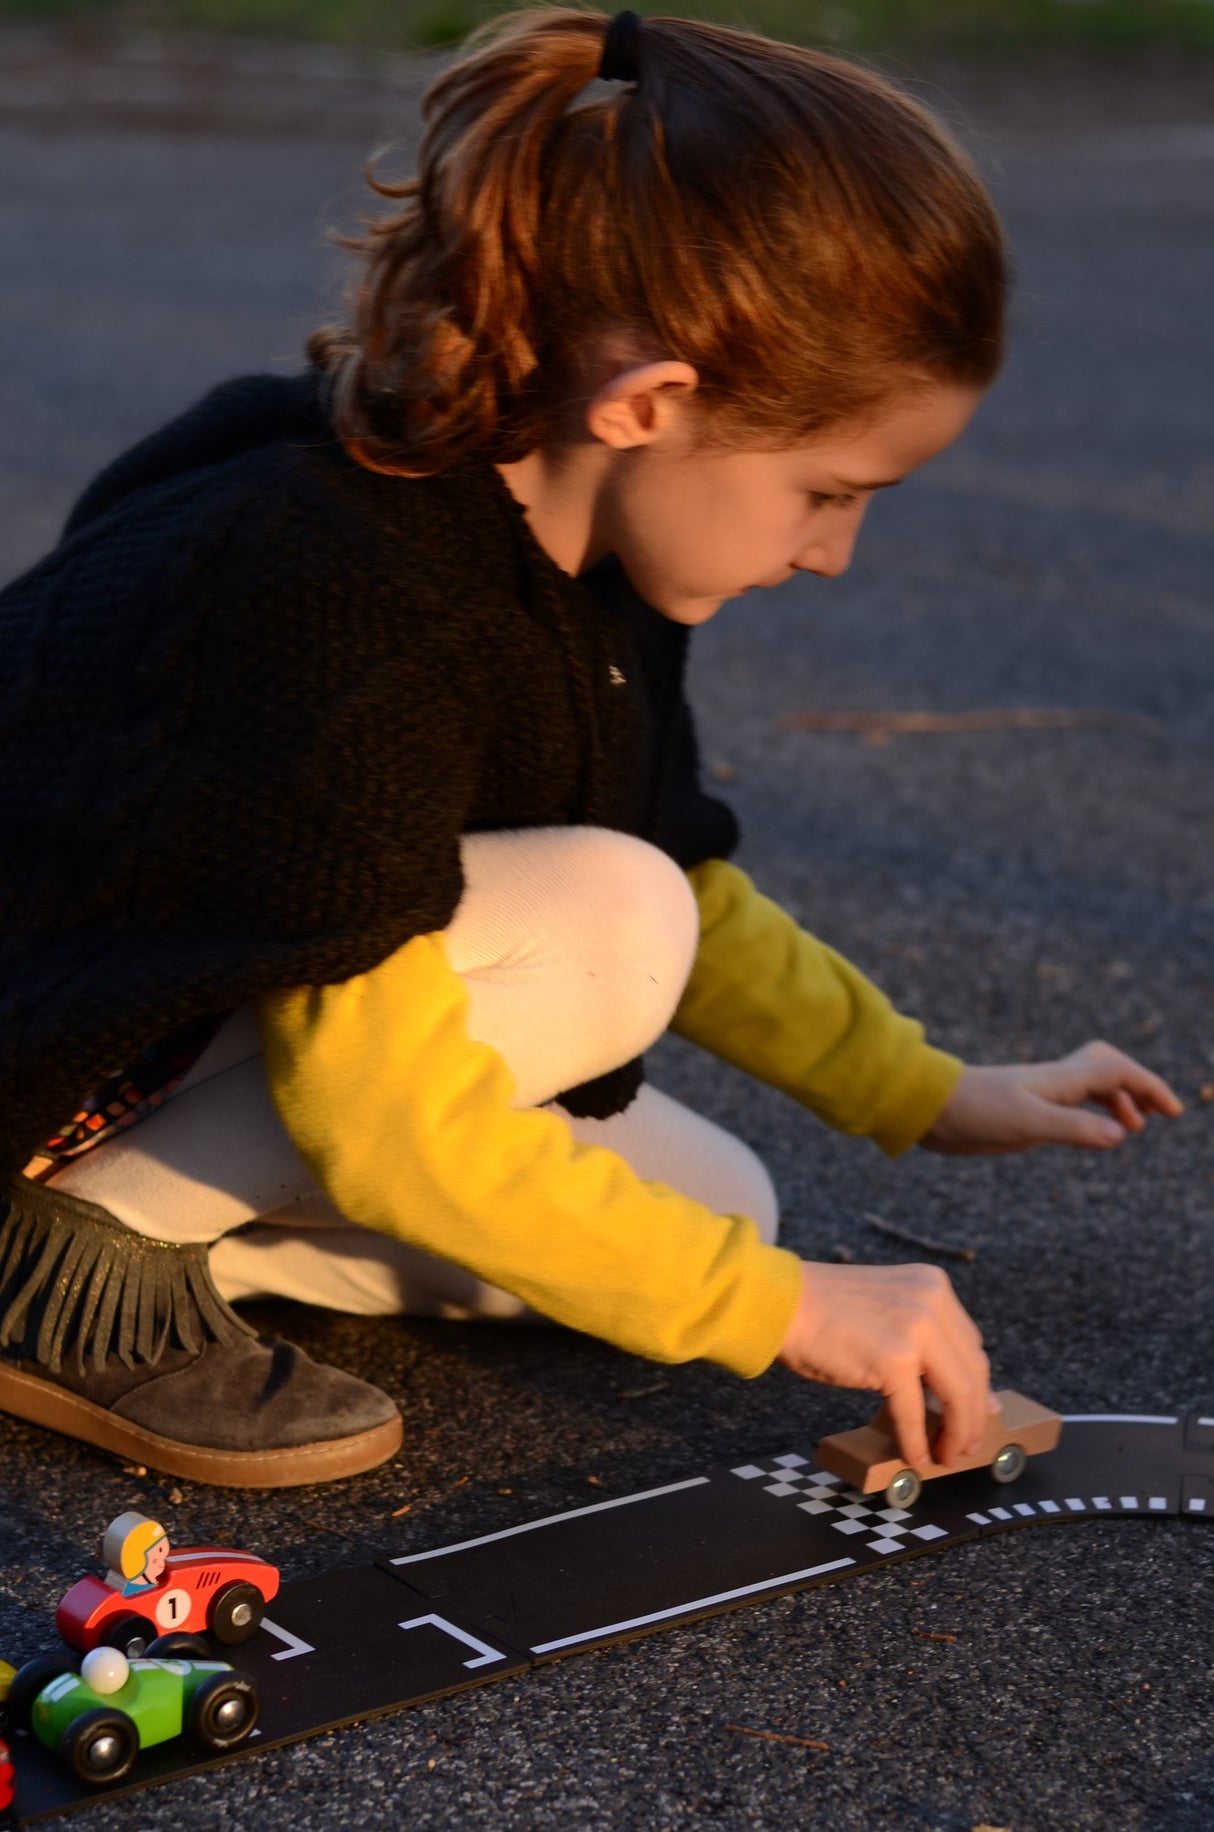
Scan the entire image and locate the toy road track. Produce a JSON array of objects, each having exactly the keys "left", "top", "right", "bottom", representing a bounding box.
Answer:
[{"left": 9, "top": 1411, "right": 1214, "bottom": 1822}]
